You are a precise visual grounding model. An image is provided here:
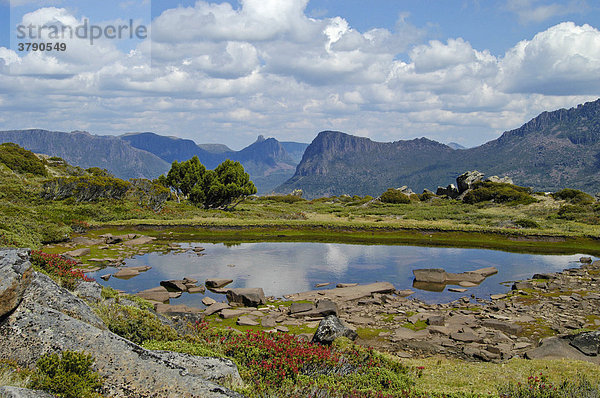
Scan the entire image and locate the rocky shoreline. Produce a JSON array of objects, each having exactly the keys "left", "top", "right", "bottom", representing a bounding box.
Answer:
[{"left": 46, "top": 233, "right": 600, "bottom": 364}]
